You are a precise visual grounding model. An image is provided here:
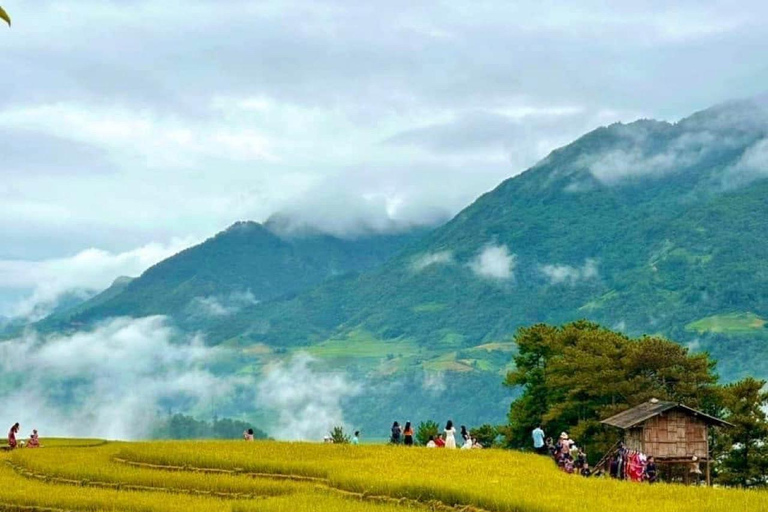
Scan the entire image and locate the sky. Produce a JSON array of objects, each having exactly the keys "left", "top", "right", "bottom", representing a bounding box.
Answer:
[{"left": 2, "top": 0, "right": 768, "bottom": 317}]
